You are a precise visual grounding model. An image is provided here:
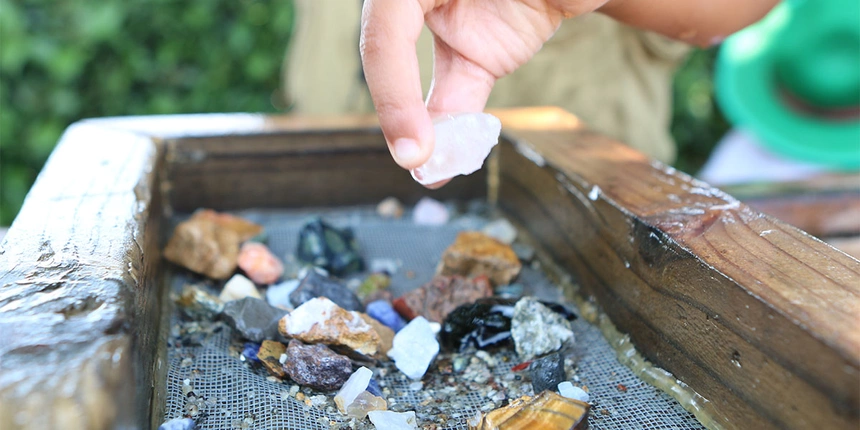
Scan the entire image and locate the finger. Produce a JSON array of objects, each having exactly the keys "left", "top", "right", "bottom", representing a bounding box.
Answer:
[
  {"left": 425, "top": 37, "right": 497, "bottom": 117},
  {"left": 360, "top": 0, "right": 436, "bottom": 170}
]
